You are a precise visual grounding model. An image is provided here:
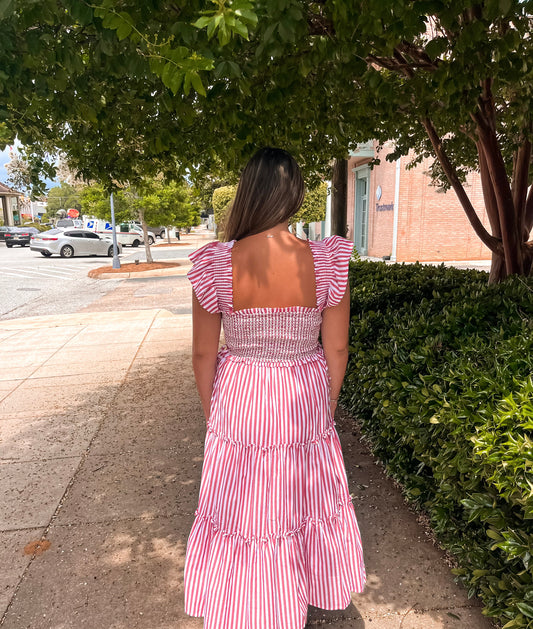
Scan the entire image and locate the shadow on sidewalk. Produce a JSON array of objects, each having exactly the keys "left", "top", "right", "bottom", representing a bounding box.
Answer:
[{"left": 1, "top": 340, "right": 494, "bottom": 628}]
